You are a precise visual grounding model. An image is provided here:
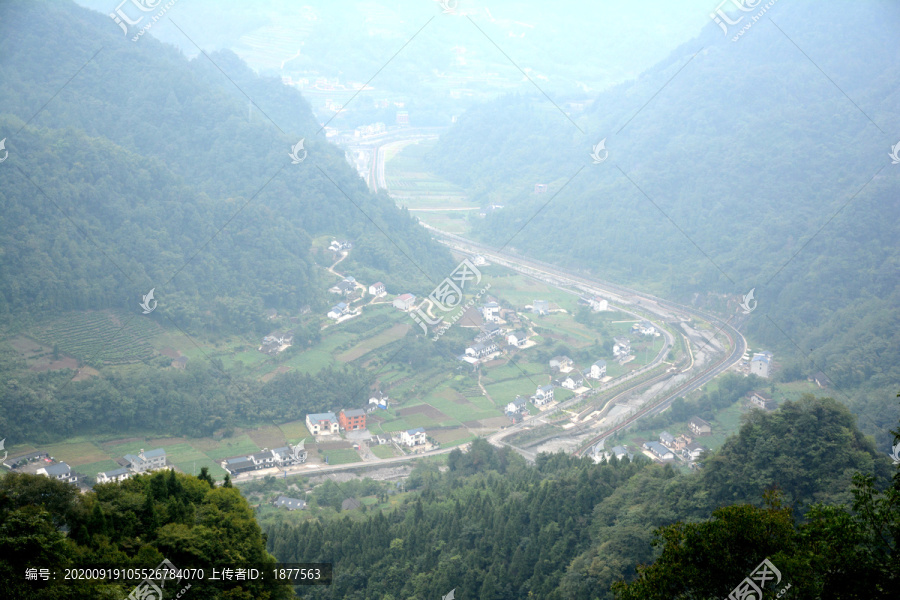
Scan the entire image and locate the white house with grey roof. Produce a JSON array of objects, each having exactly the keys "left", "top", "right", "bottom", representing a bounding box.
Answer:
[
  {"left": 124, "top": 448, "right": 167, "bottom": 473},
  {"left": 96, "top": 467, "right": 131, "bottom": 484},
  {"left": 589, "top": 360, "right": 607, "bottom": 379},
  {"left": 399, "top": 428, "right": 427, "bottom": 447},
  {"left": 306, "top": 412, "right": 339, "bottom": 435},
  {"left": 37, "top": 462, "right": 78, "bottom": 484},
  {"left": 532, "top": 384, "right": 554, "bottom": 406}
]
